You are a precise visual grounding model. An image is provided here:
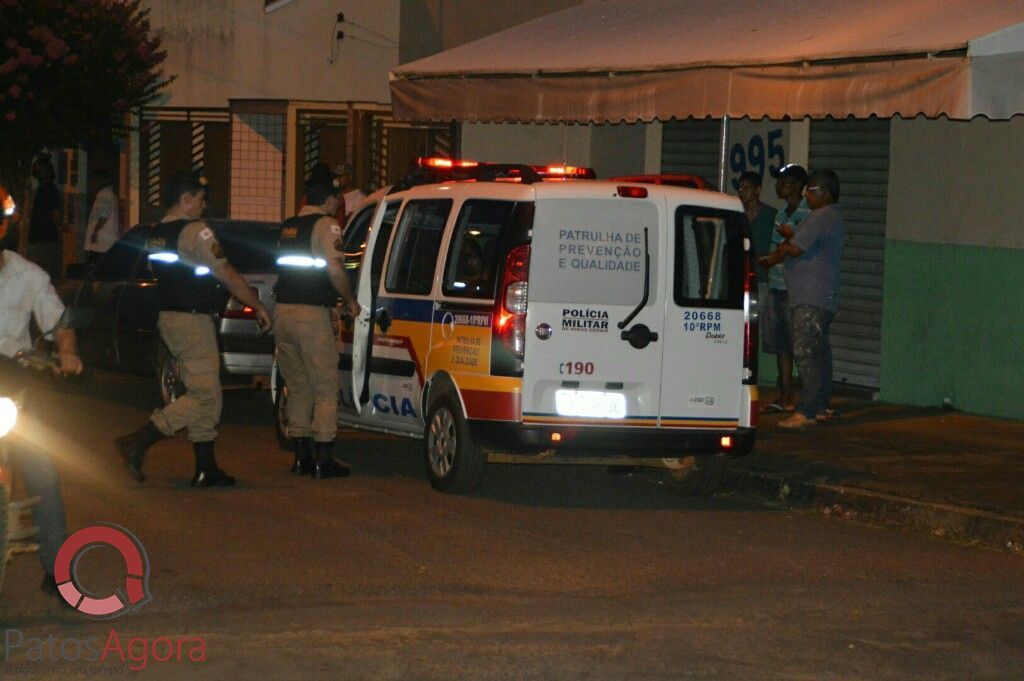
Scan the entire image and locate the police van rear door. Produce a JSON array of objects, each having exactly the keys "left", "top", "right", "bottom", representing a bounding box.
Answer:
[
  {"left": 522, "top": 185, "right": 665, "bottom": 429},
  {"left": 659, "top": 199, "right": 747, "bottom": 430}
]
